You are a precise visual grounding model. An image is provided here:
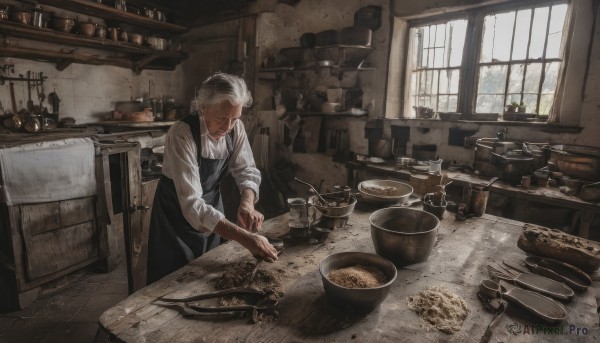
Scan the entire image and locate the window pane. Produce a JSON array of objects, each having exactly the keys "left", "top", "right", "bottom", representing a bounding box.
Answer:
[
  {"left": 508, "top": 64, "right": 524, "bottom": 93},
  {"left": 478, "top": 65, "right": 508, "bottom": 94},
  {"left": 512, "top": 9, "right": 532, "bottom": 60},
  {"left": 522, "top": 94, "right": 538, "bottom": 112},
  {"left": 449, "top": 69, "right": 460, "bottom": 94},
  {"left": 481, "top": 12, "right": 515, "bottom": 62},
  {"left": 529, "top": 7, "right": 549, "bottom": 59},
  {"left": 524, "top": 63, "right": 542, "bottom": 93},
  {"left": 546, "top": 4, "right": 568, "bottom": 58},
  {"left": 435, "top": 24, "right": 445, "bottom": 47},
  {"left": 439, "top": 70, "right": 449, "bottom": 94},
  {"left": 433, "top": 48, "right": 445, "bottom": 68},
  {"left": 506, "top": 93, "right": 521, "bottom": 106},
  {"left": 438, "top": 95, "right": 449, "bottom": 112},
  {"left": 542, "top": 62, "right": 560, "bottom": 93},
  {"left": 449, "top": 20, "right": 467, "bottom": 67},
  {"left": 431, "top": 70, "right": 439, "bottom": 95},
  {"left": 448, "top": 95, "right": 458, "bottom": 111},
  {"left": 423, "top": 26, "right": 430, "bottom": 49},
  {"left": 539, "top": 94, "right": 554, "bottom": 115},
  {"left": 477, "top": 94, "right": 505, "bottom": 113}
]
